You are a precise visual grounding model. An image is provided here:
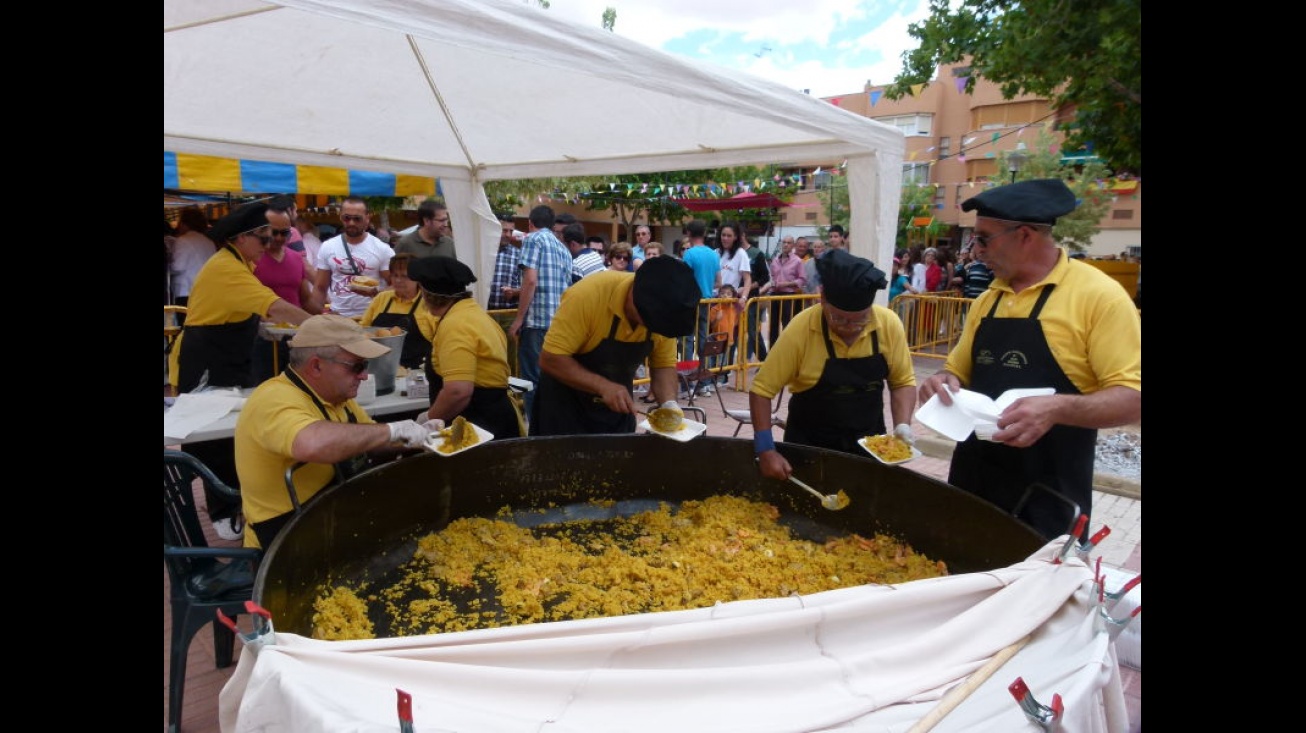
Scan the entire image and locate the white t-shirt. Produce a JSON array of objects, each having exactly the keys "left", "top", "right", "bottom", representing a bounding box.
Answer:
[
  {"left": 314, "top": 234, "right": 394, "bottom": 317},
  {"left": 718, "top": 248, "right": 750, "bottom": 290},
  {"left": 170, "top": 230, "right": 217, "bottom": 299},
  {"left": 911, "top": 262, "right": 927, "bottom": 293}
]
